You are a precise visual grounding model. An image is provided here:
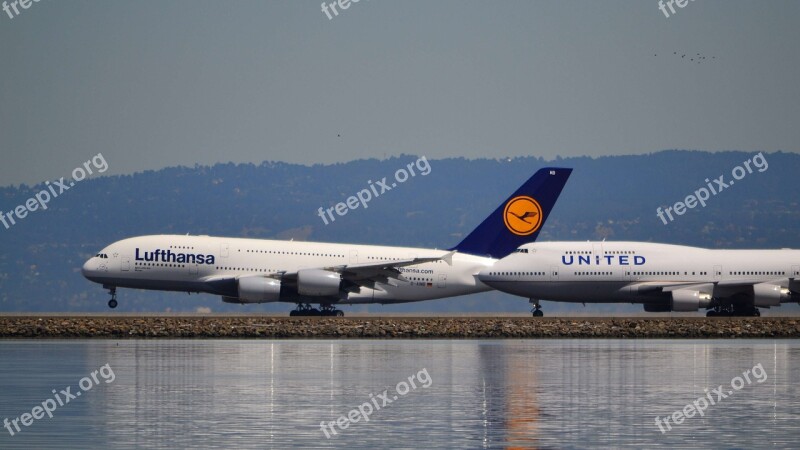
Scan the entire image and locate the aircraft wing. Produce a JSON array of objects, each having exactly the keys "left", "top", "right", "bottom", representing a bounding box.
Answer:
[
  {"left": 630, "top": 278, "right": 793, "bottom": 297},
  {"left": 201, "top": 251, "right": 455, "bottom": 296},
  {"left": 628, "top": 282, "right": 713, "bottom": 295},
  {"left": 328, "top": 251, "right": 455, "bottom": 290},
  {"left": 715, "top": 278, "right": 786, "bottom": 287}
]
